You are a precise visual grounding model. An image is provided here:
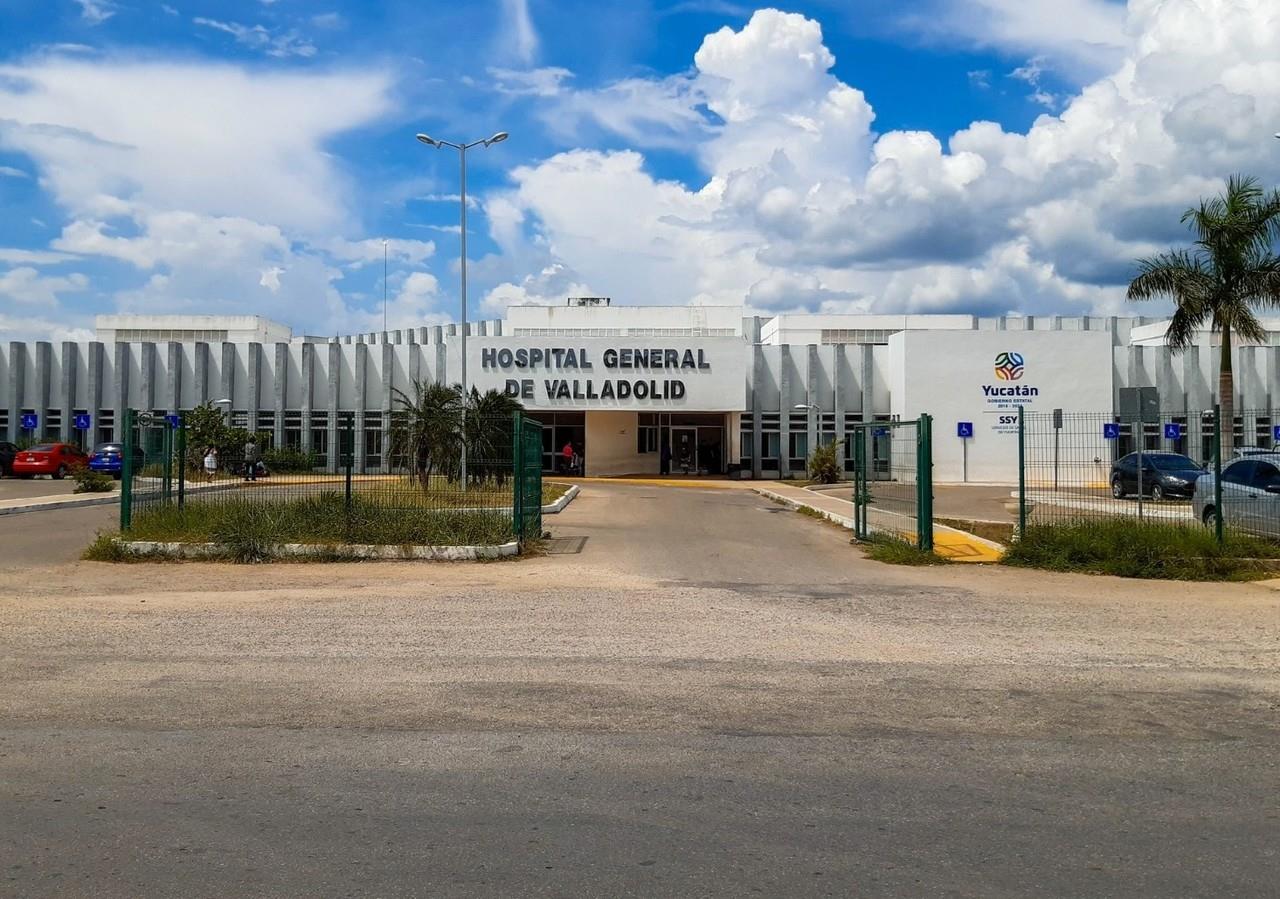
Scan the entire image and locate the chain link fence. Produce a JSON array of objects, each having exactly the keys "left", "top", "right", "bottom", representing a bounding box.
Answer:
[
  {"left": 1017, "top": 406, "right": 1280, "bottom": 544},
  {"left": 120, "top": 410, "right": 543, "bottom": 547},
  {"left": 851, "top": 415, "right": 934, "bottom": 551}
]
